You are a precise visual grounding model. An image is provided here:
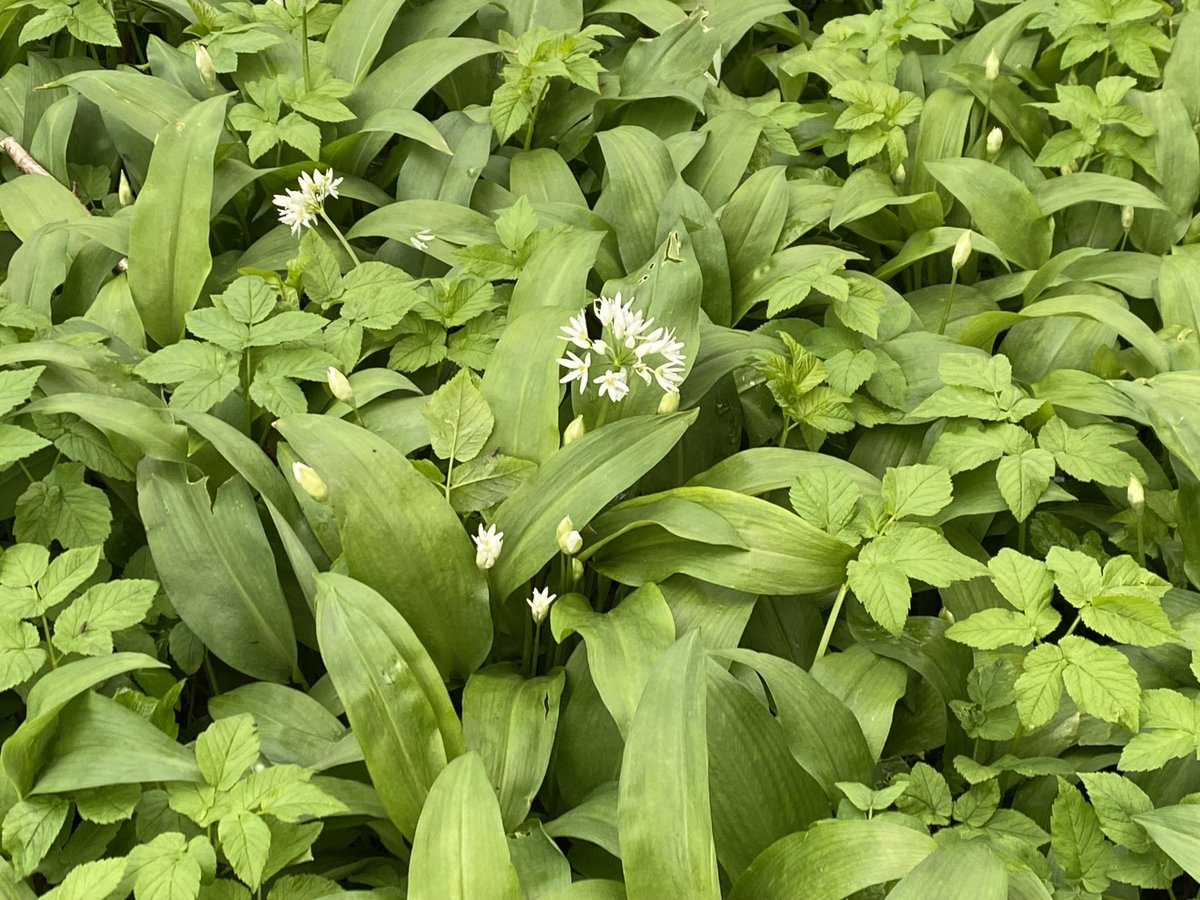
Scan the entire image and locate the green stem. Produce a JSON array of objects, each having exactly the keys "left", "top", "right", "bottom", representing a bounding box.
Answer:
[
  {"left": 523, "top": 87, "right": 546, "bottom": 151},
  {"left": 937, "top": 268, "right": 960, "bottom": 336},
  {"left": 530, "top": 620, "right": 543, "bottom": 678},
  {"left": 319, "top": 210, "right": 361, "bottom": 265},
  {"left": 203, "top": 652, "right": 221, "bottom": 696},
  {"left": 242, "top": 350, "right": 253, "bottom": 435},
  {"left": 41, "top": 614, "right": 58, "bottom": 668},
  {"left": 1135, "top": 516, "right": 1145, "bottom": 568},
  {"left": 1063, "top": 612, "right": 1082, "bottom": 638},
  {"left": 778, "top": 415, "right": 793, "bottom": 448},
  {"left": 1018, "top": 517, "right": 1027, "bottom": 554},
  {"left": 814, "top": 581, "right": 850, "bottom": 663},
  {"left": 444, "top": 456, "right": 455, "bottom": 500},
  {"left": 521, "top": 611, "right": 533, "bottom": 676}
]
